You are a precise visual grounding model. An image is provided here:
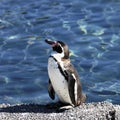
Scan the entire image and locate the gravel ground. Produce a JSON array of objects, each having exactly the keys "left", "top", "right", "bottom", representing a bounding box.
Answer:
[{"left": 0, "top": 102, "right": 119, "bottom": 120}]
